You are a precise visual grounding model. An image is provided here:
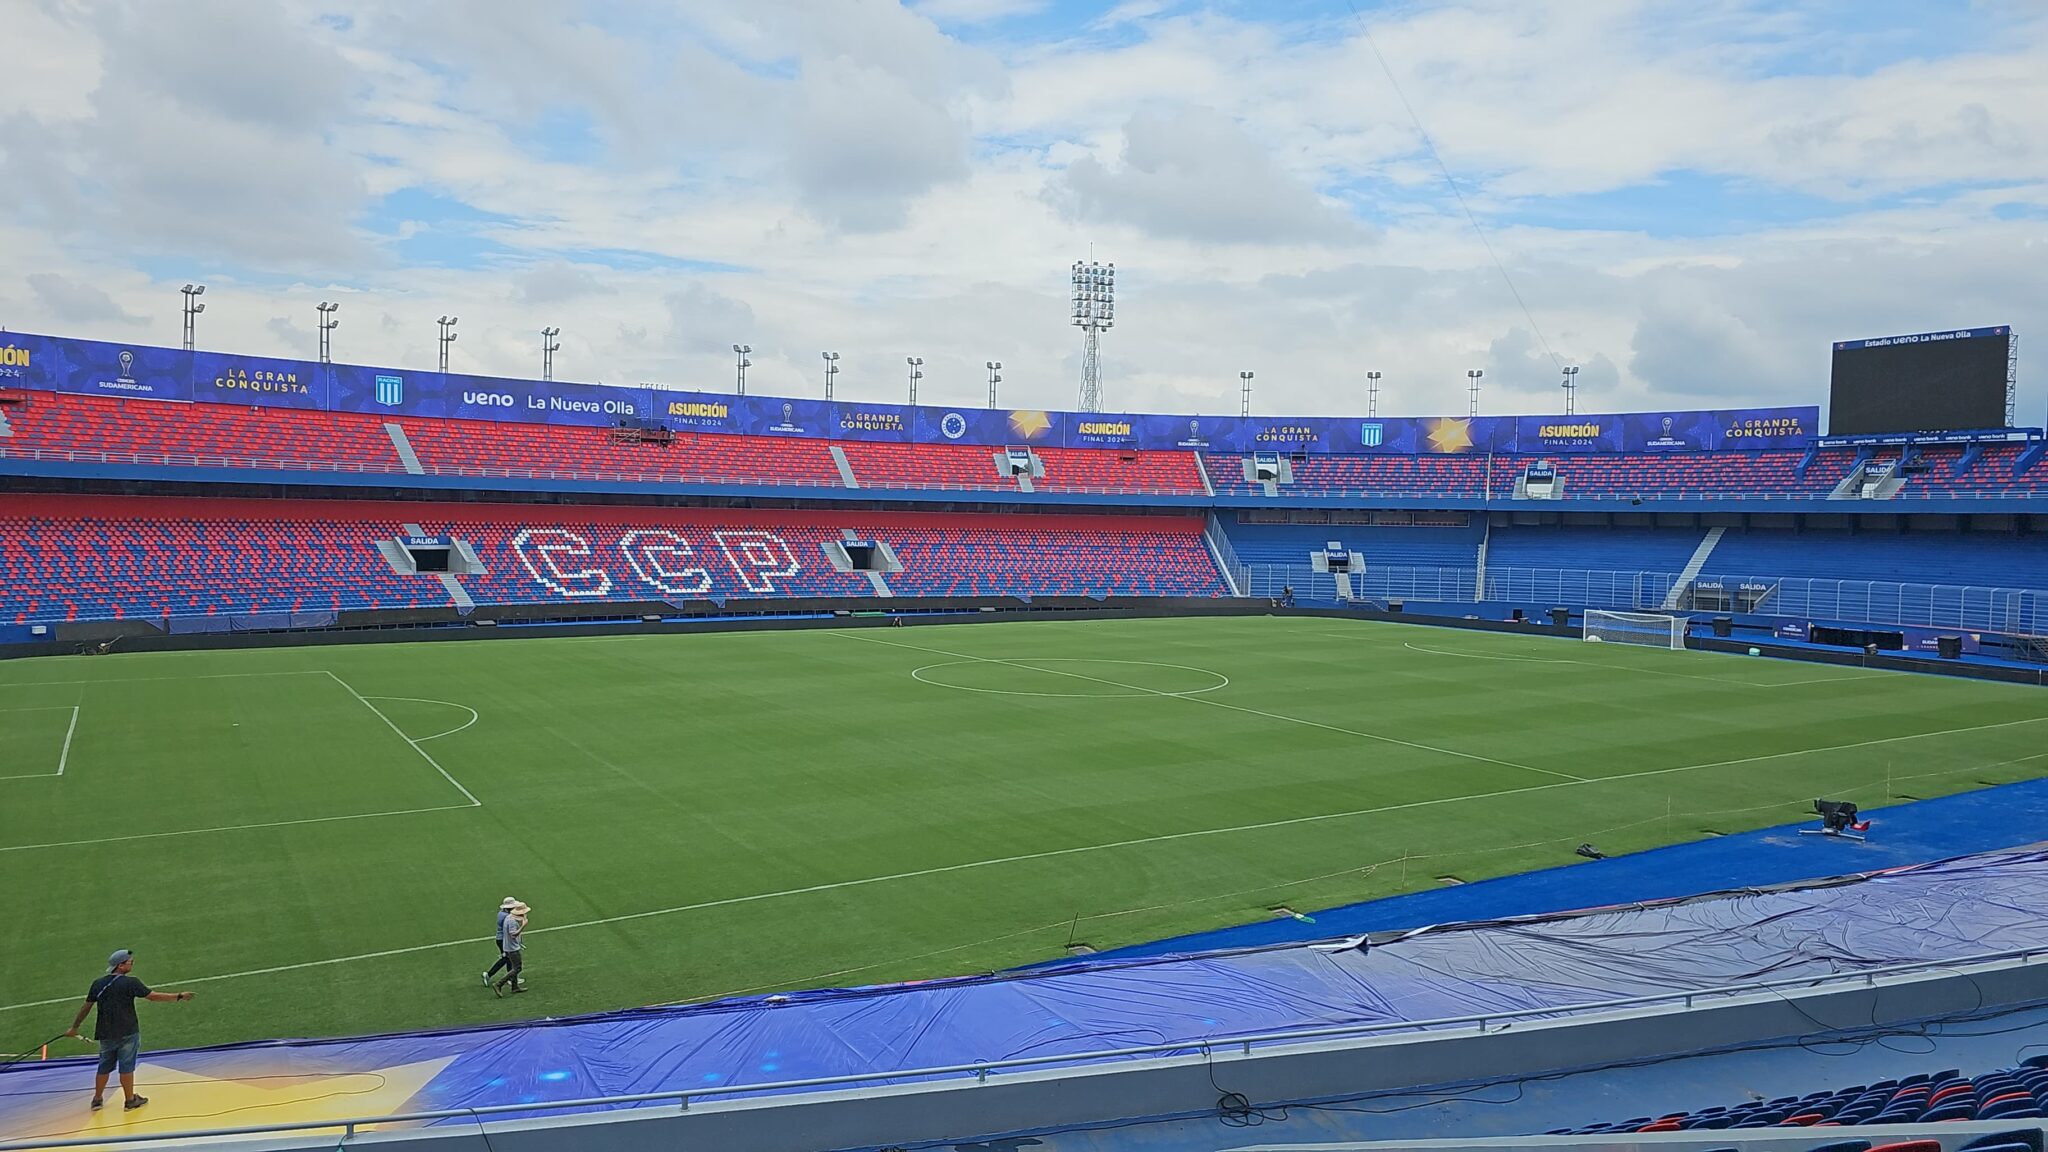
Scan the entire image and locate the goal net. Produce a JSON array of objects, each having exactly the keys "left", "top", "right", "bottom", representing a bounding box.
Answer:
[{"left": 1582, "top": 609, "right": 1687, "bottom": 650}]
